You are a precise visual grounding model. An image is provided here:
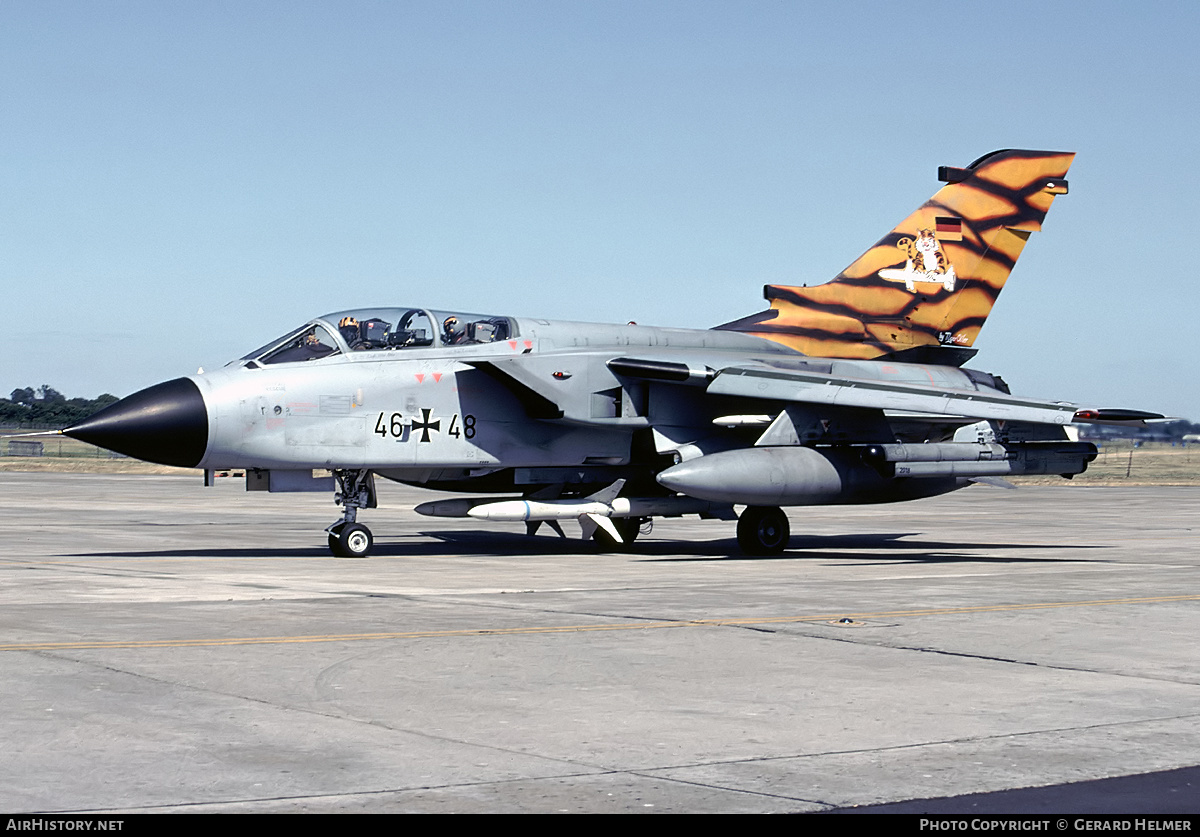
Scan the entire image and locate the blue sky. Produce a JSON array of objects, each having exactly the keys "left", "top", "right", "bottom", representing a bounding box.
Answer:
[{"left": 4, "top": 1, "right": 1199, "bottom": 419}]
